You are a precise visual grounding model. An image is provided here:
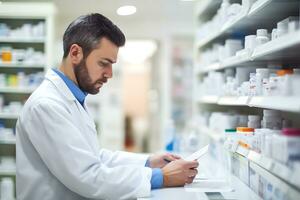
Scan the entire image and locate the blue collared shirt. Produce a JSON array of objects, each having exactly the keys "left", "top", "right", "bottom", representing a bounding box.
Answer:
[
  {"left": 145, "top": 159, "right": 163, "bottom": 189},
  {"left": 52, "top": 68, "right": 87, "bottom": 106}
]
